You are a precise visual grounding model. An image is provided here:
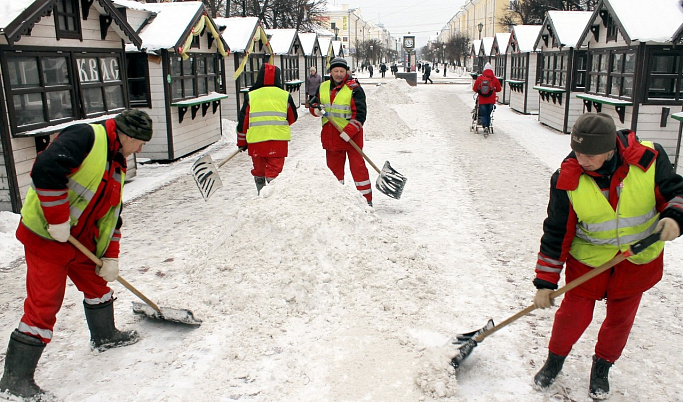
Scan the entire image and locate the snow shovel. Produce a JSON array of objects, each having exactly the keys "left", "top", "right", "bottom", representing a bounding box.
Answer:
[
  {"left": 319, "top": 107, "right": 407, "bottom": 199},
  {"left": 68, "top": 236, "right": 202, "bottom": 326},
  {"left": 450, "top": 231, "right": 662, "bottom": 369},
  {"left": 191, "top": 149, "right": 241, "bottom": 201}
]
